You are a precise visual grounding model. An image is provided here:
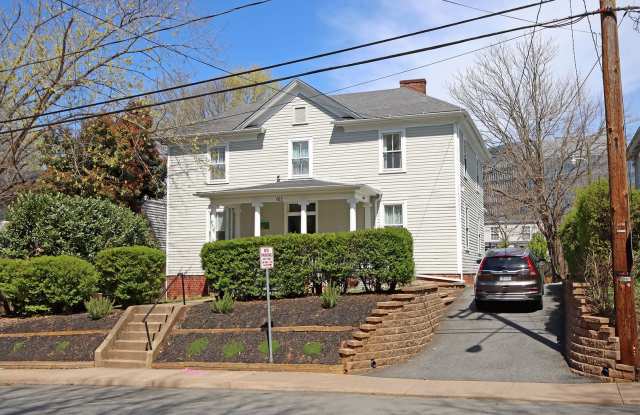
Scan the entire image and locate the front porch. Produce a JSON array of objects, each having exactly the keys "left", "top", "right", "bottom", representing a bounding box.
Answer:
[{"left": 195, "top": 179, "right": 380, "bottom": 241}]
